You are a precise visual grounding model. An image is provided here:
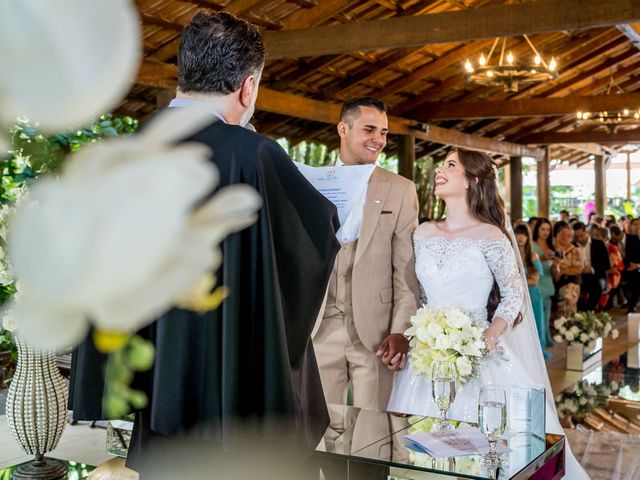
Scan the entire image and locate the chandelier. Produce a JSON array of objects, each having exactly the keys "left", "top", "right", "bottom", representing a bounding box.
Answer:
[
  {"left": 464, "top": 36, "right": 557, "bottom": 92},
  {"left": 576, "top": 76, "right": 640, "bottom": 132}
]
